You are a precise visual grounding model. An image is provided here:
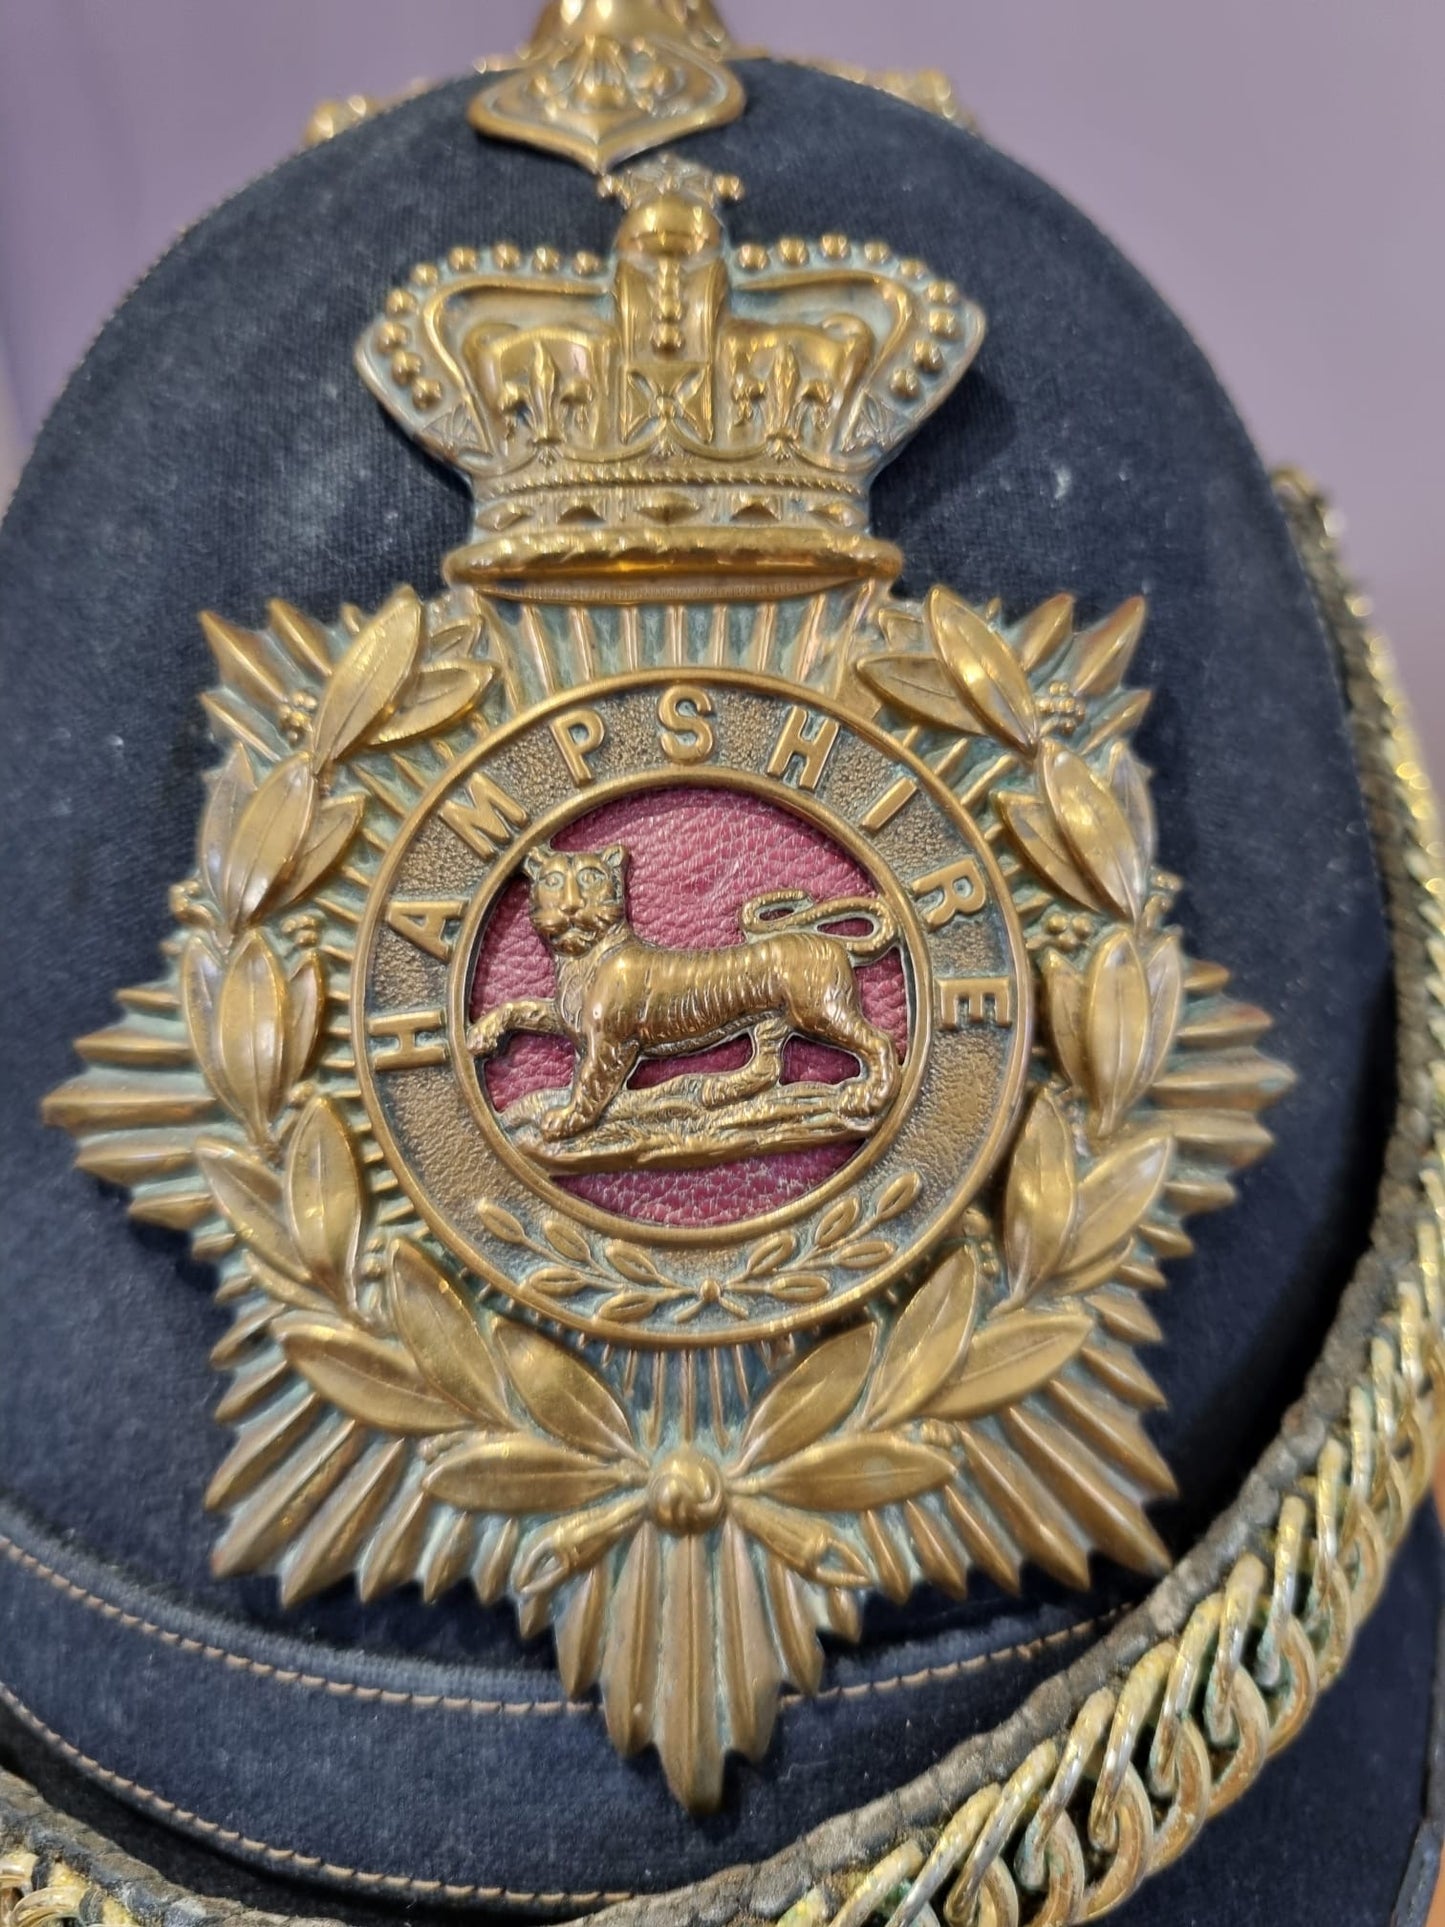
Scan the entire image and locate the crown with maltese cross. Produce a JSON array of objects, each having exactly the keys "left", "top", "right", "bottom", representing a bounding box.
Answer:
[{"left": 356, "top": 158, "right": 985, "bottom": 599}]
